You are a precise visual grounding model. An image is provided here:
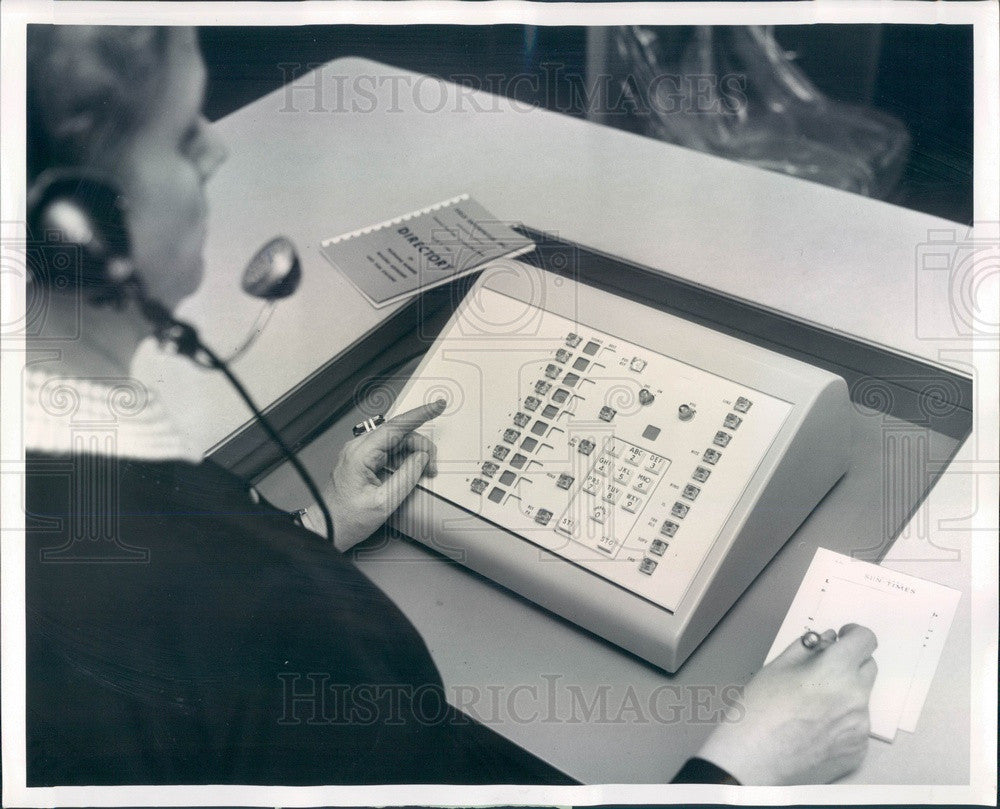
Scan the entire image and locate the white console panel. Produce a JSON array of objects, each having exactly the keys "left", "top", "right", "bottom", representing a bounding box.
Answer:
[{"left": 389, "top": 260, "right": 852, "bottom": 671}]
